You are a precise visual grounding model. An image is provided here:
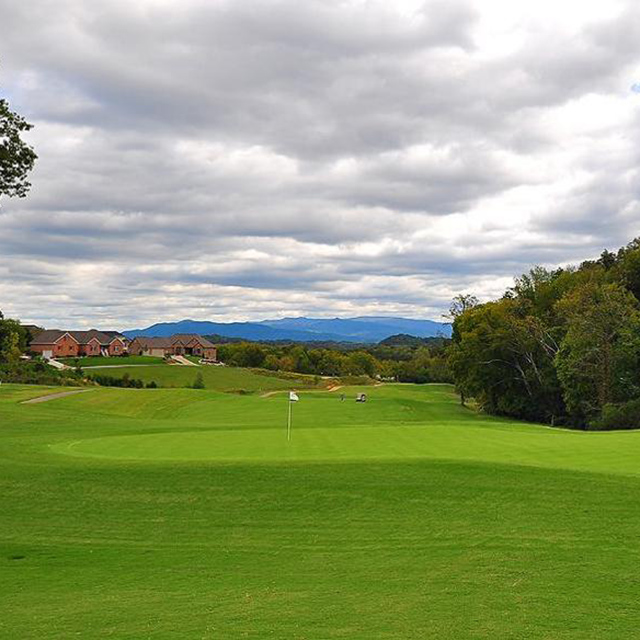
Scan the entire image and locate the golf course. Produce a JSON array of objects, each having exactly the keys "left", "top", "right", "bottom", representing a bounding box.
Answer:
[{"left": 2, "top": 378, "right": 640, "bottom": 638}]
